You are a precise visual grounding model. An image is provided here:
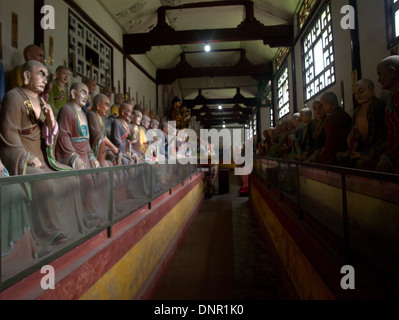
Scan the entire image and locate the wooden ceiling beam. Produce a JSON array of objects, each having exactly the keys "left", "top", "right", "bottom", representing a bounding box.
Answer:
[
  {"left": 157, "top": 63, "right": 272, "bottom": 84},
  {"left": 123, "top": 2, "right": 292, "bottom": 54},
  {"left": 124, "top": 24, "right": 293, "bottom": 54}
]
